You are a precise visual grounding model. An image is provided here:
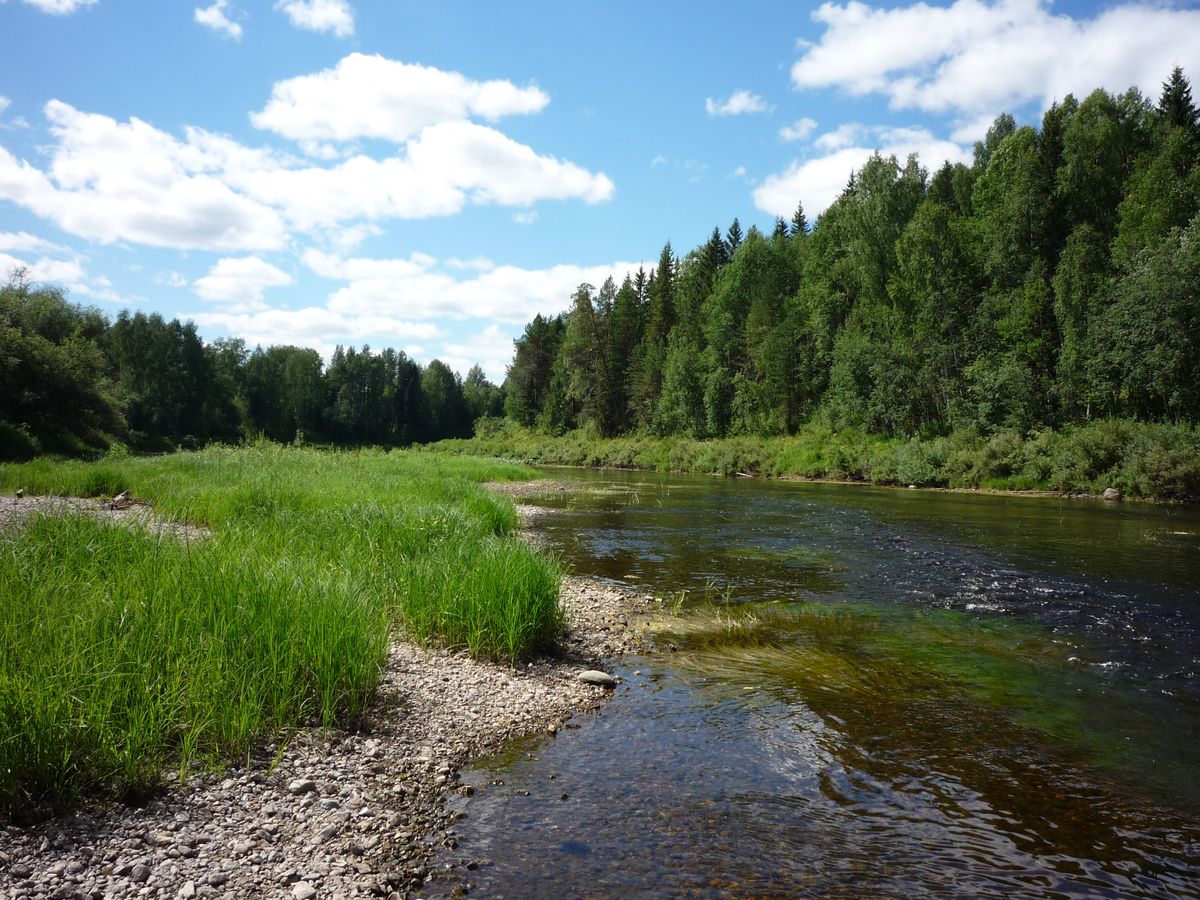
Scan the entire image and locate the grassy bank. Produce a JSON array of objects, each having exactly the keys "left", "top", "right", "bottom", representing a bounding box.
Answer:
[
  {"left": 433, "top": 419, "right": 1200, "bottom": 502},
  {"left": 0, "top": 445, "right": 562, "bottom": 815}
]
